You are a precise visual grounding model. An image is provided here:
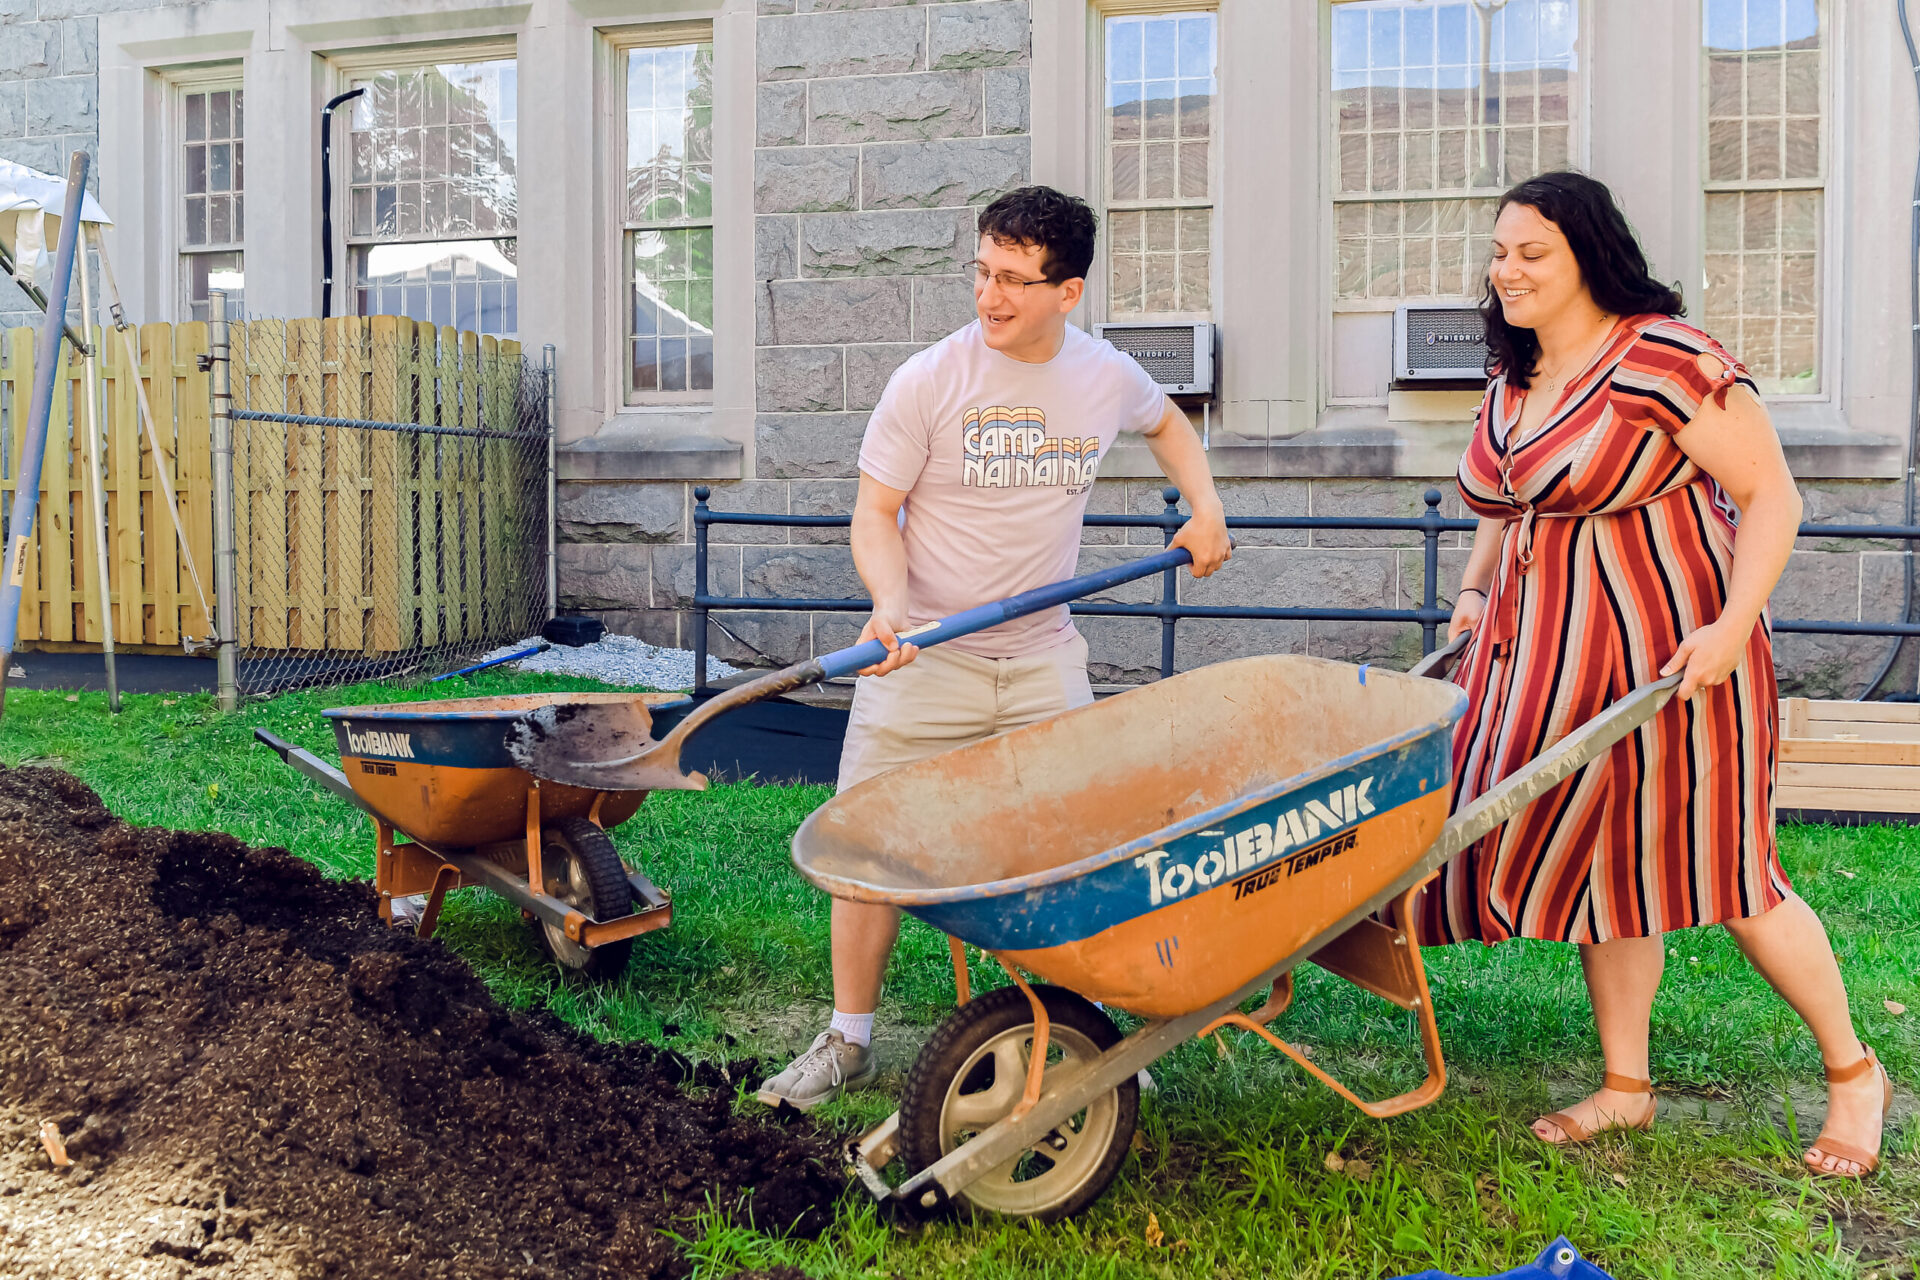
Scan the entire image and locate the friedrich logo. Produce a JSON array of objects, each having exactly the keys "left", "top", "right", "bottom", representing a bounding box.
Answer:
[
  {"left": 961, "top": 406, "right": 1101, "bottom": 490},
  {"left": 1133, "top": 775, "right": 1376, "bottom": 907},
  {"left": 344, "top": 726, "right": 416, "bottom": 759}
]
